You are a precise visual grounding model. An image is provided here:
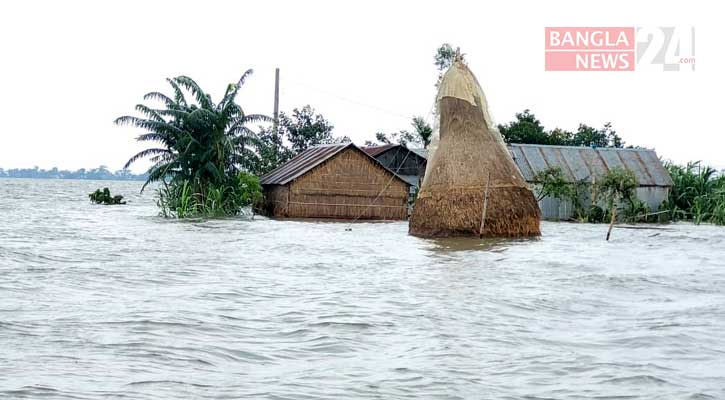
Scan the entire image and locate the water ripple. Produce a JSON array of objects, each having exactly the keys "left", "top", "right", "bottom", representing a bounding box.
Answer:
[{"left": 1, "top": 178, "right": 725, "bottom": 399}]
